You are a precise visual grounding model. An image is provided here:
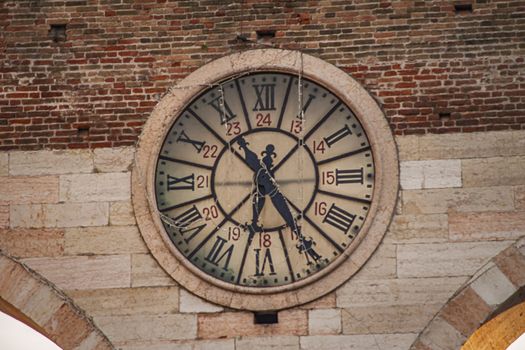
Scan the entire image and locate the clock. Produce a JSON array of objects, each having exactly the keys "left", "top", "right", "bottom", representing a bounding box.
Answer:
[{"left": 133, "top": 49, "right": 398, "bottom": 310}]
